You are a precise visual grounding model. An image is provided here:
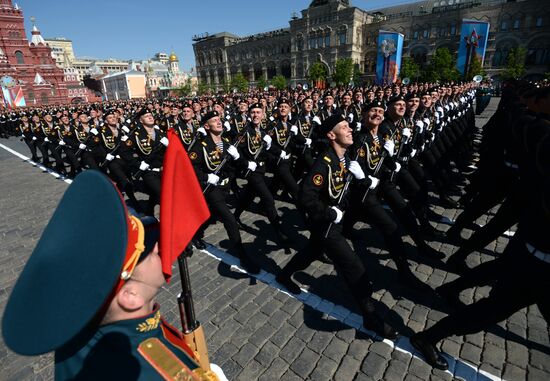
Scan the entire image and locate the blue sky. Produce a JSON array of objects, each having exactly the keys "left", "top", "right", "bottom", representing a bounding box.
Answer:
[{"left": 19, "top": 0, "right": 417, "bottom": 71}]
